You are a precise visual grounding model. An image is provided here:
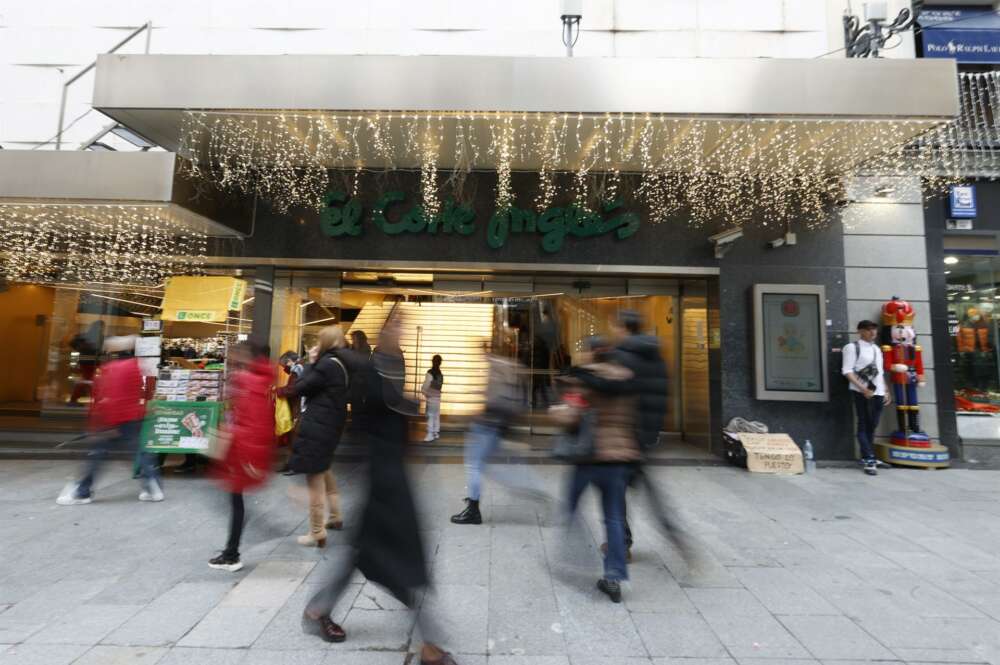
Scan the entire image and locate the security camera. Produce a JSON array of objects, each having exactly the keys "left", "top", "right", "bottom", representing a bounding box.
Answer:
[
  {"left": 767, "top": 231, "right": 797, "bottom": 249},
  {"left": 708, "top": 227, "right": 743, "bottom": 259}
]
